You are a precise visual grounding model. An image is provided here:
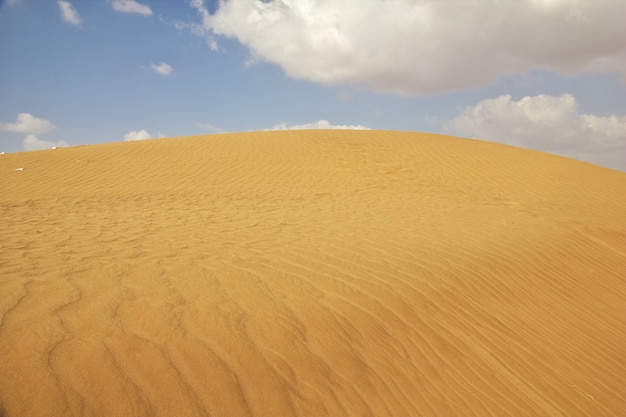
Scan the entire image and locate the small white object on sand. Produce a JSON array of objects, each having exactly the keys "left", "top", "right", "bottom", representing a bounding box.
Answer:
[{"left": 14, "top": 167, "right": 24, "bottom": 171}]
